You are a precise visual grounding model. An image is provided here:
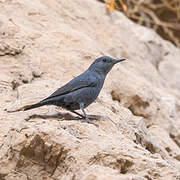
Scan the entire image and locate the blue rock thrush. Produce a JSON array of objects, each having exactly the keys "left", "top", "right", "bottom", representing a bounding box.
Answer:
[{"left": 23, "top": 56, "right": 126, "bottom": 123}]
